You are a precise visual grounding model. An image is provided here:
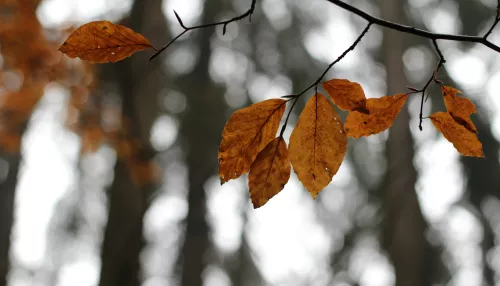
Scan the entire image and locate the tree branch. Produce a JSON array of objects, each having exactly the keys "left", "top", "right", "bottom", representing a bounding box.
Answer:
[
  {"left": 151, "top": 0, "right": 500, "bottom": 133},
  {"left": 149, "top": 0, "right": 256, "bottom": 60},
  {"left": 417, "top": 40, "right": 446, "bottom": 131},
  {"left": 484, "top": 0, "right": 500, "bottom": 39},
  {"left": 279, "top": 23, "right": 372, "bottom": 137},
  {"left": 326, "top": 0, "right": 500, "bottom": 53}
]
